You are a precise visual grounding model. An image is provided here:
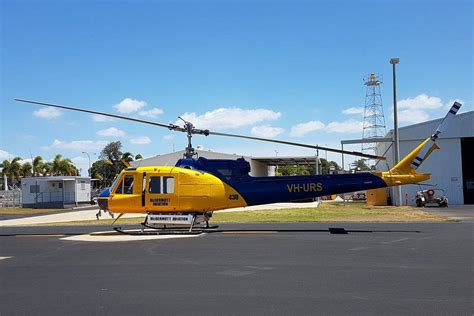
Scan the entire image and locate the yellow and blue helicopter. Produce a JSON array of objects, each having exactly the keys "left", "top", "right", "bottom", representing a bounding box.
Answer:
[{"left": 16, "top": 99, "right": 462, "bottom": 232}]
